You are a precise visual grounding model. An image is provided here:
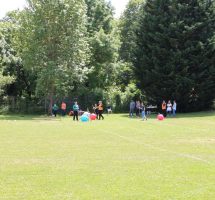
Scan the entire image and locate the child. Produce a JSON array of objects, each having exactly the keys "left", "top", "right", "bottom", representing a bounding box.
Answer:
[
  {"left": 107, "top": 104, "right": 112, "bottom": 115},
  {"left": 141, "top": 102, "right": 147, "bottom": 121}
]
